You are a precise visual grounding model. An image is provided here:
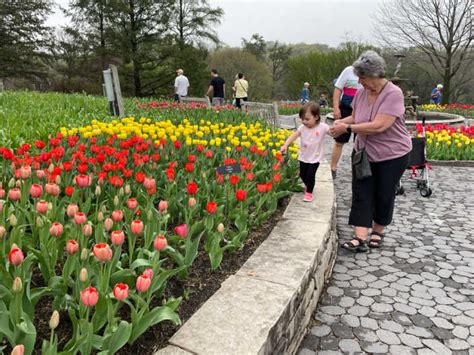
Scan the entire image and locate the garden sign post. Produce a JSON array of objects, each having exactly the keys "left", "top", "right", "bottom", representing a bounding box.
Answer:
[{"left": 103, "top": 65, "right": 124, "bottom": 117}]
